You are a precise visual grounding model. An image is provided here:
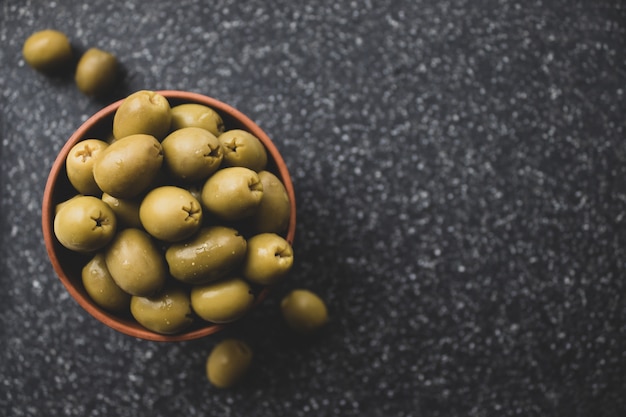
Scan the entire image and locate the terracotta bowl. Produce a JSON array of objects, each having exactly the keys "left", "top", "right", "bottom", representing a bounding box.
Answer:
[{"left": 42, "top": 90, "right": 296, "bottom": 342}]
